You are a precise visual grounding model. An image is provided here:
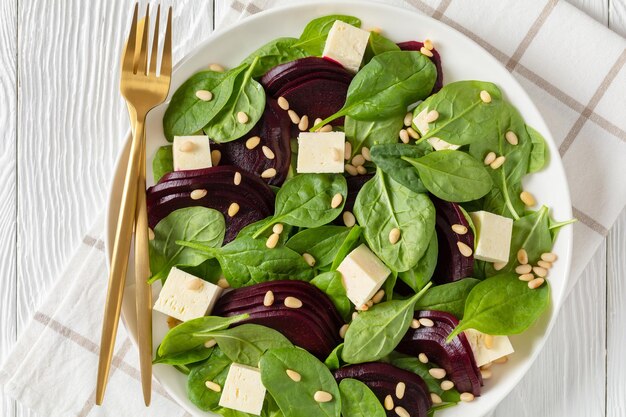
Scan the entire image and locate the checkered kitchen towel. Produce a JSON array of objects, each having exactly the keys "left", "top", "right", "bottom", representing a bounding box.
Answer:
[{"left": 1, "top": 0, "right": 625, "bottom": 416}]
